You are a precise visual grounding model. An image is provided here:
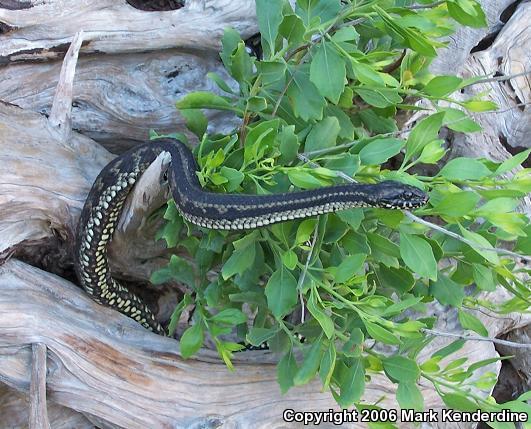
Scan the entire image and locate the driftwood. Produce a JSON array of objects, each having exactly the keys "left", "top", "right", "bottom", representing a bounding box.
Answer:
[
  {"left": 456, "top": 2, "right": 531, "bottom": 154},
  {"left": 0, "top": 0, "right": 530, "bottom": 427},
  {"left": 0, "top": 259, "right": 527, "bottom": 429},
  {"left": 0, "top": 0, "right": 257, "bottom": 60}
]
